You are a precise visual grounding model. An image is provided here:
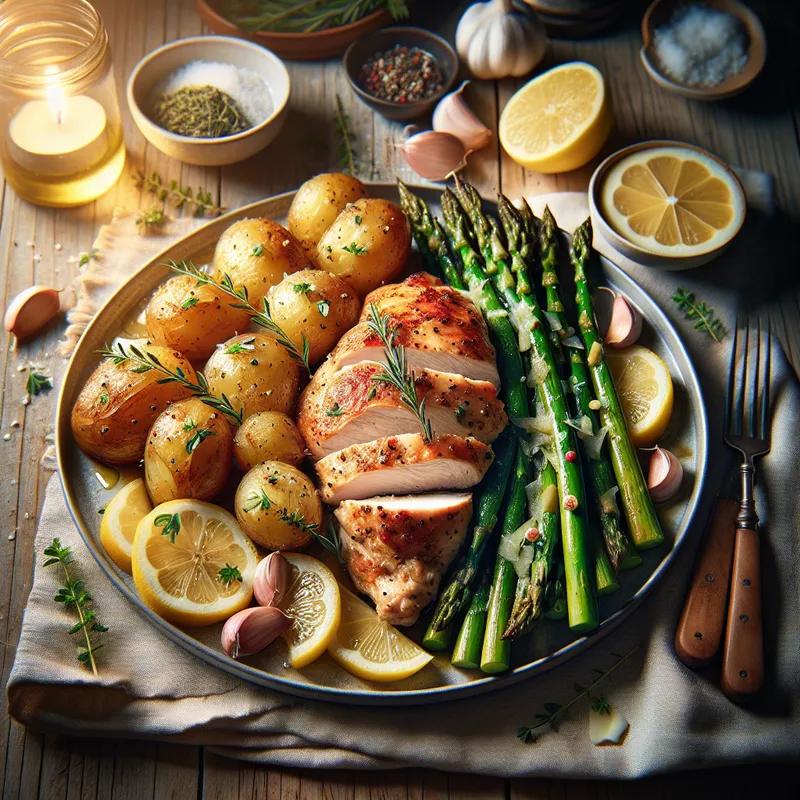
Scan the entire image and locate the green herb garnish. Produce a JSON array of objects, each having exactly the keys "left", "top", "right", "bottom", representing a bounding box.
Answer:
[
  {"left": 335, "top": 93, "right": 358, "bottom": 176},
  {"left": 136, "top": 207, "right": 167, "bottom": 231},
  {"left": 342, "top": 242, "right": 367, "bottom": 256},
  {"left": 154, "top": 85, "right": 250, "bottom": 138},
  {"left": 26, "top": 372, "right": 52, "bottom": 396},
  {"left": 293, "top": 282, "right": 313, "bottom": 295},
  {"left": 217, "top": 563, "right": 243, "bottom": 587},
  {"left": 181, "top": 294, "right": 199, "bottom": 310},
  {"left": 244, "top": 489, "right": 272, "bottom": 512},
  {"left": 252, "top": 244, "right": 264, "bottom": 257},
  {"left": 672, "top": 289, "right": 726, "bottom": 342},
  {"left": 326, "top": 402, "right": 345, "bottom": 417},
  {"left": 134, "top": 171, "right": 225, "bottom": 217},
  {"left": 186, "top": 427, "right": 215, "bottom": 454},
  {"left": 225, "top": 337, "right": 256, "bottom": 355},
  {"left": 154, "top": 513, "right": 181, "bottom": 543},
  {"left": 317, "top": 300, "right": 330, "bottom": 317}
]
